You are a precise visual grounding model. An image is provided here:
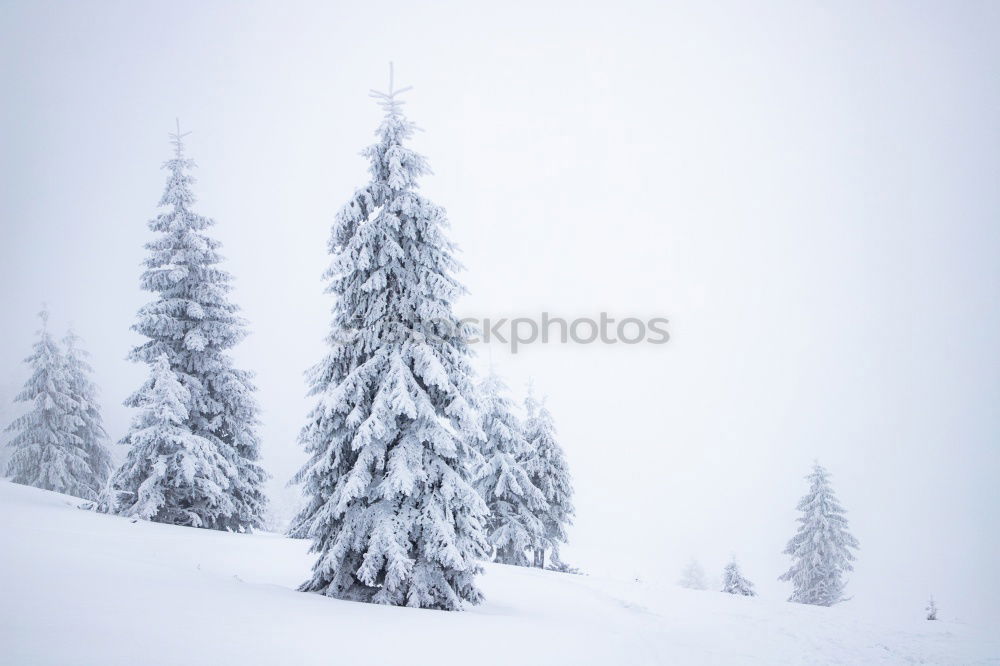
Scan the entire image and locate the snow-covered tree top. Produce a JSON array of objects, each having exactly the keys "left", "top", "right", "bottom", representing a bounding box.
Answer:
[
  {"left": 368, "top": 62, "right": 414, "bottom": 117},
  {"left": 796, "top": 463, "right": 855, "bottom": 528},
  {"left": 169, "top": 118, "right": 192, "bottom": 159}
]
